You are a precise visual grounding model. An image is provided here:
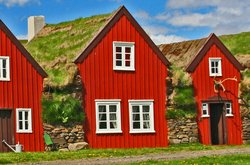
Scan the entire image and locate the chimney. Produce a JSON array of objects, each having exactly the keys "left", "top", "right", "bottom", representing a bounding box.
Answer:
[{"left": 28, "top": 16, "right": 45, "bottom": 42}]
